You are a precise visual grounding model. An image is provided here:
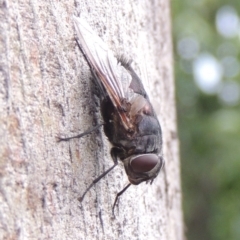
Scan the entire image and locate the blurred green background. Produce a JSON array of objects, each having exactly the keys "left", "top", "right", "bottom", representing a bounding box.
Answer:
[{"left": 172, "top": 0, "right": 240, "bottom": 239}]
